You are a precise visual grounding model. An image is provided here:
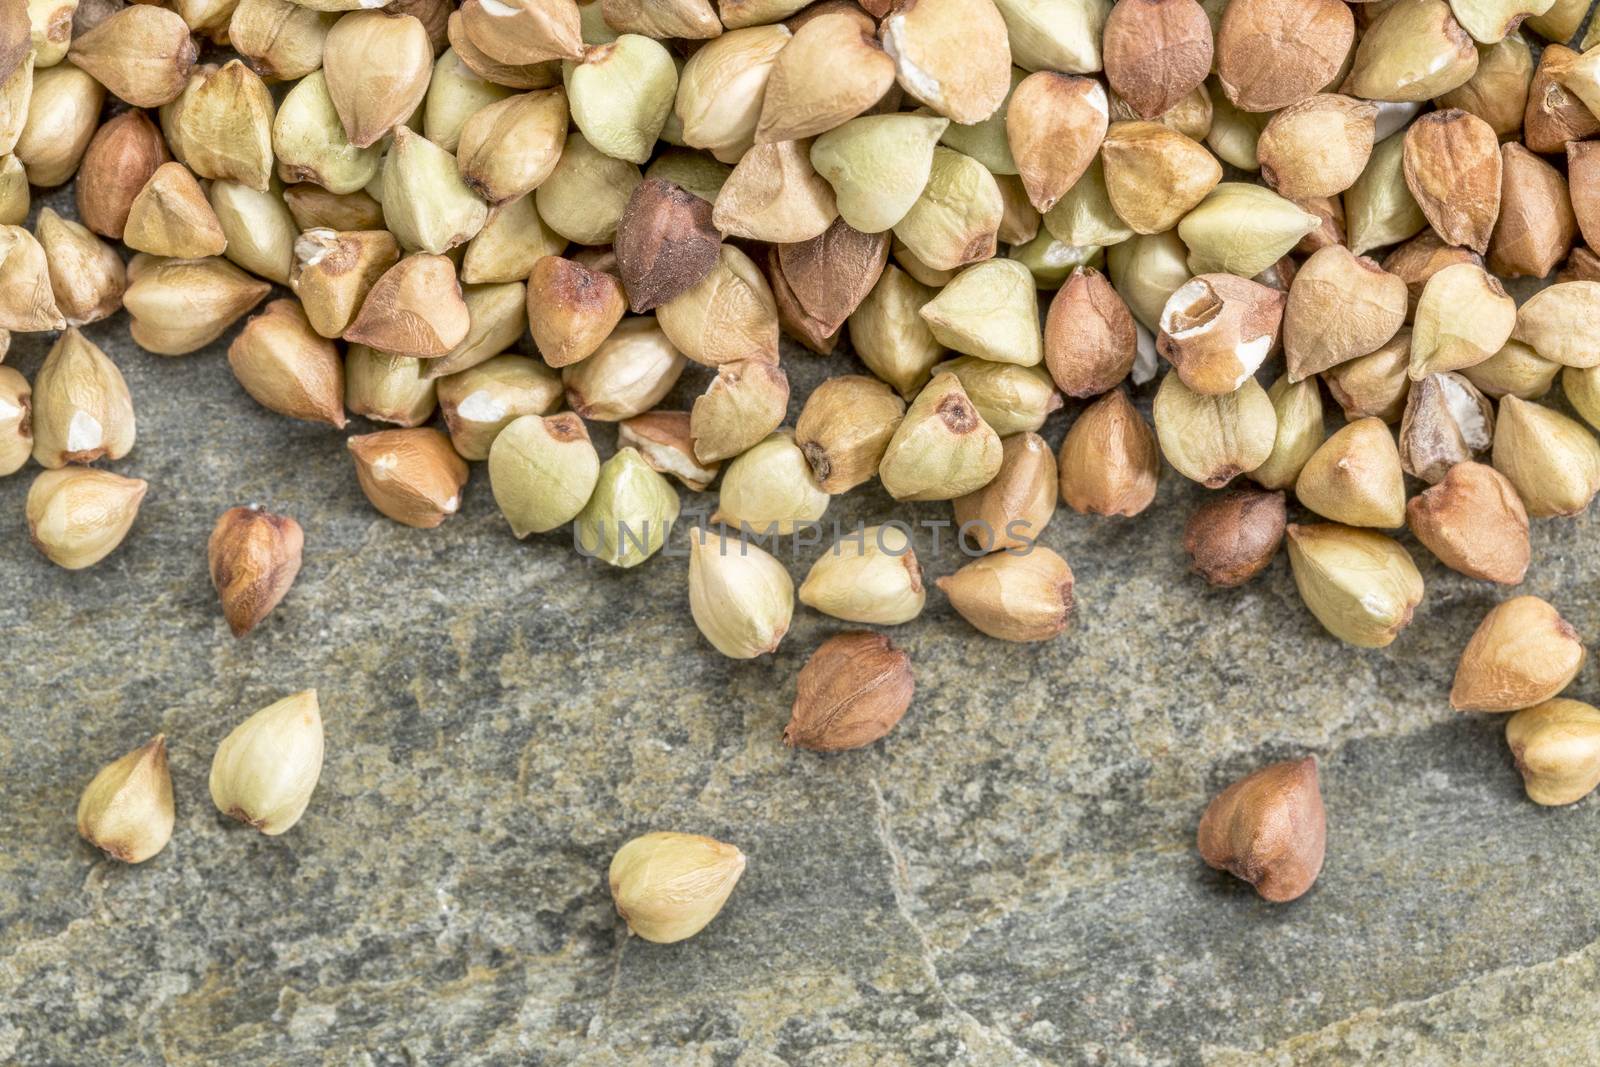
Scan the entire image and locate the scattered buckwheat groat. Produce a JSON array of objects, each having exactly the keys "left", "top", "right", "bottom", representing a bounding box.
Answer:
[
  {"left": 1506, "top": 700, "right": 1600, "bottom": 806},
  {"left": 1058, "top": 390, "right": 1158, "bottom": 517},
  {"left": 1198, "top": 757, "right": 1325, "bottom": 903},
  {"left": 1450, "top": 596, "right": 1586, "bottom": 713},
  {"left": 77, "top": 735, "right": 175, "bottom": 864},
  {"left": 208, "top": 506, "right": 305, "bottom": 638},
  {"left": 786, "top": 631, "right": 915, "bottom": 751},
  {"left": 210, "top": 690, "right": 326, "bottom": 837},
  {"left": 609, "top": 832, "right": 746, "bottom": 943}
]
